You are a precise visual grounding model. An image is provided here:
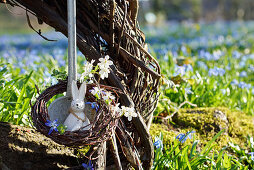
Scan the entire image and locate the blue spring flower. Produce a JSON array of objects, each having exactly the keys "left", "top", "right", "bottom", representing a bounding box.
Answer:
[
  {"left": 185, "top": 87, "right": 193, "bottom": 95},
  {"left": 200, "top": 51, "right": 213, "bottom": 61},
  {"left": 86, "top": 102, "right": 99, "bottom": 112},
  {"left": 196, "top": 61, "right": 208, "bottom": 70},
  {"left": 230, "top": 79, "right": 239, "bottom": 86},
  {"left": 174, "top": 65, "right": 186, "bottom": 76},
  {"left": 232, "top": 51, "right": 241, "bottom": 59},
  {"left": 174, "top": 64, "right": 193, "bottom": 76},
  {"left": 176, "top": 133, "right": 186, "bottom": 143},
  {"left": 82, "top": 160, "right": 94, "bottom": 170},
  {"left": 239, "top": 71, "right": 247, "bottom": 77},
  {"left": 176, "top": 131, "right": 195, "bottom": 143},
  {"left": 249, "top": 65, "right": 254, "bottom": 72},
  {"left": 208, "top": 67, "right": 225, "bottom": 77},
  {"left": 248, "top": 152, "right": 254, "bottom": 161},
  {"left": 238, "top": 82, "right": 246, "bottom": 89},
  {"left": 238, "top": 82, "right": 251, "bottom": 90},
  {"left": 154, "top": 136, "right": 163, "bottom": 150},
  {"left": 45, "top": 119, "right": 59, "bottom": 135},
  {"left": 221, "top": 89, "right": 226, "bottom": 95}
]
